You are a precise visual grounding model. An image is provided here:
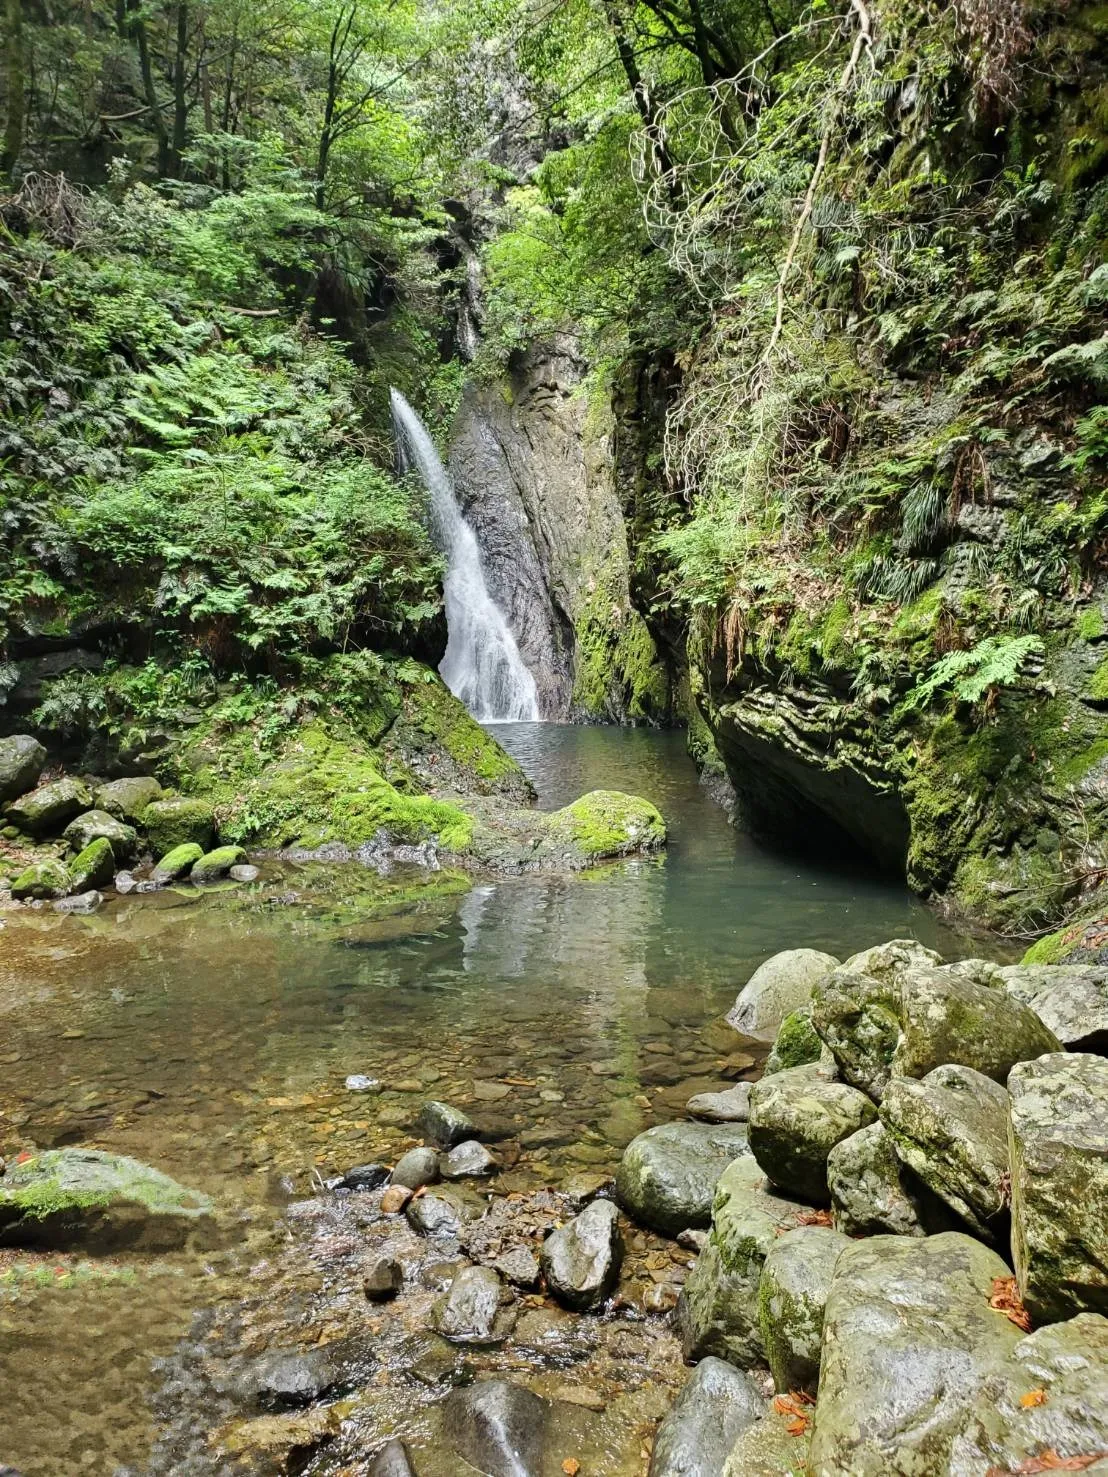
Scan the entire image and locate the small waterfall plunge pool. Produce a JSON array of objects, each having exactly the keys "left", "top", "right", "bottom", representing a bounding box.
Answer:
[{"left": 0, "top": 723, "right": 1006, "bottom": 1475}]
